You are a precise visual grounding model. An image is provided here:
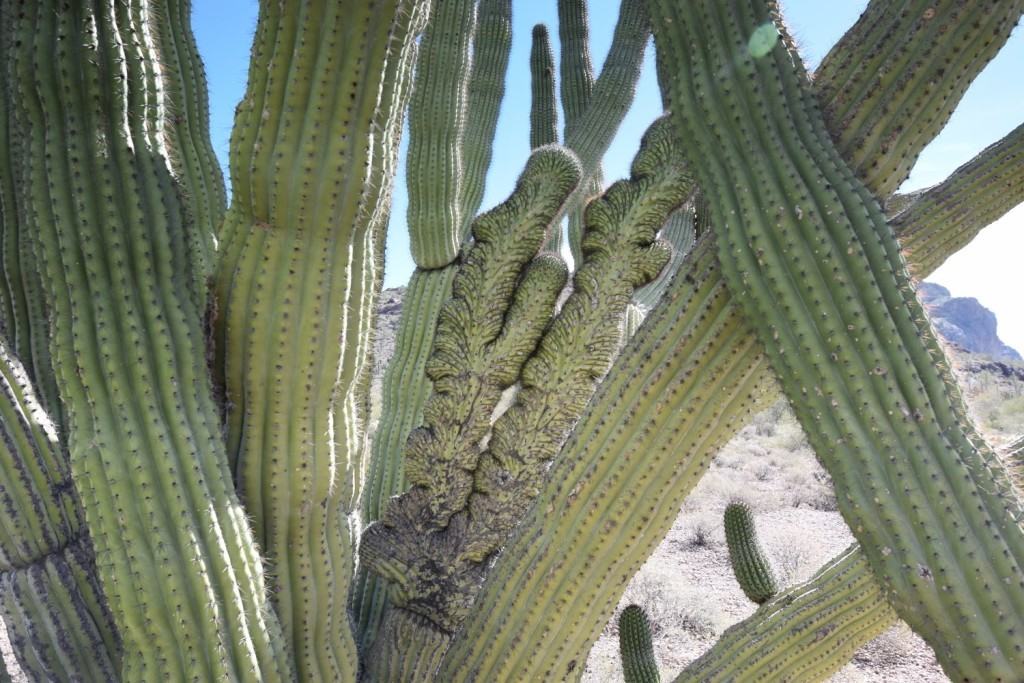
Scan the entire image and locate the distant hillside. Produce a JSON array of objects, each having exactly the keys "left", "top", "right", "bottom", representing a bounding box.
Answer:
[{"left": 918, "top": 282, "right": 1021, "bottom": 361}]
